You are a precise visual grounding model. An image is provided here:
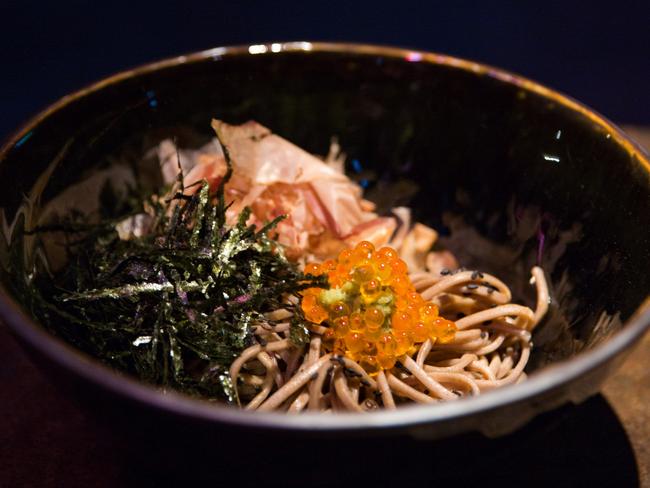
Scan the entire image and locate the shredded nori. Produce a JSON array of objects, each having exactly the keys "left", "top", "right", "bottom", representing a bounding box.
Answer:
[{"left": 28, "top": 143, "right": 324, "bottom": 403}]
